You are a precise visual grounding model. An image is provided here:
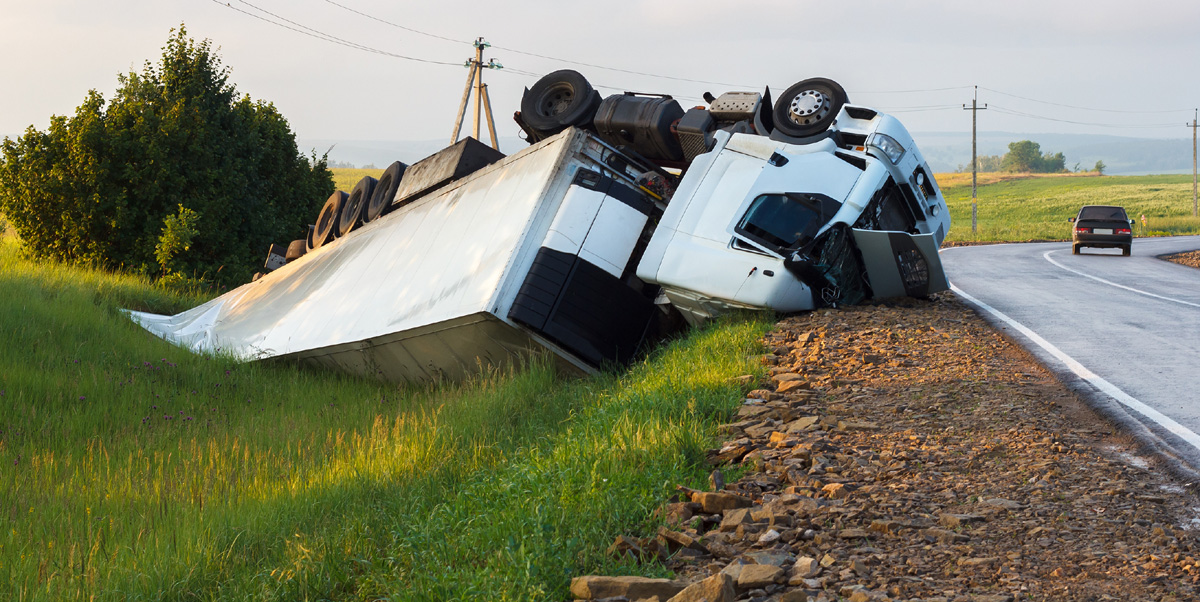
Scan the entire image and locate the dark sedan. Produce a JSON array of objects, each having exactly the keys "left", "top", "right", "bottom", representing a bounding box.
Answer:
[{"left": 1069, "top": 205, "right": 1133, "bottom": 256}]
